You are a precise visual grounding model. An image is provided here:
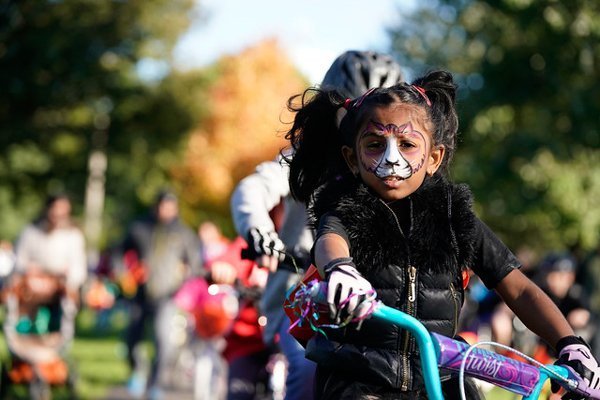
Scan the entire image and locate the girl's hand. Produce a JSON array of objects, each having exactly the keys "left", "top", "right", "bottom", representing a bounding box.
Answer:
[
  {"left": 552, "top": 336, "right": 600, "bottom": 399},
  {"left": 326, "top": 264, "right": 374, "bottom": 325}
]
